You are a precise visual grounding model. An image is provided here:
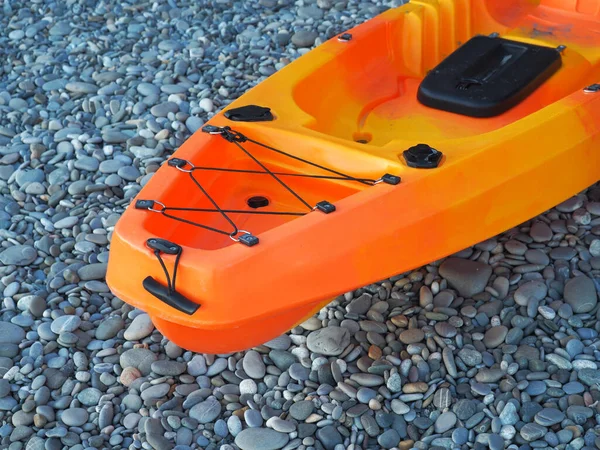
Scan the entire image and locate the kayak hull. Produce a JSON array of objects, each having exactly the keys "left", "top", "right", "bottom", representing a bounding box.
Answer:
[
  {"left": 107, "top": 0, "right": 600, "bottom": 353},
  {"left": 149, "top": 298, "right": 332, "bottom": 354}
]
